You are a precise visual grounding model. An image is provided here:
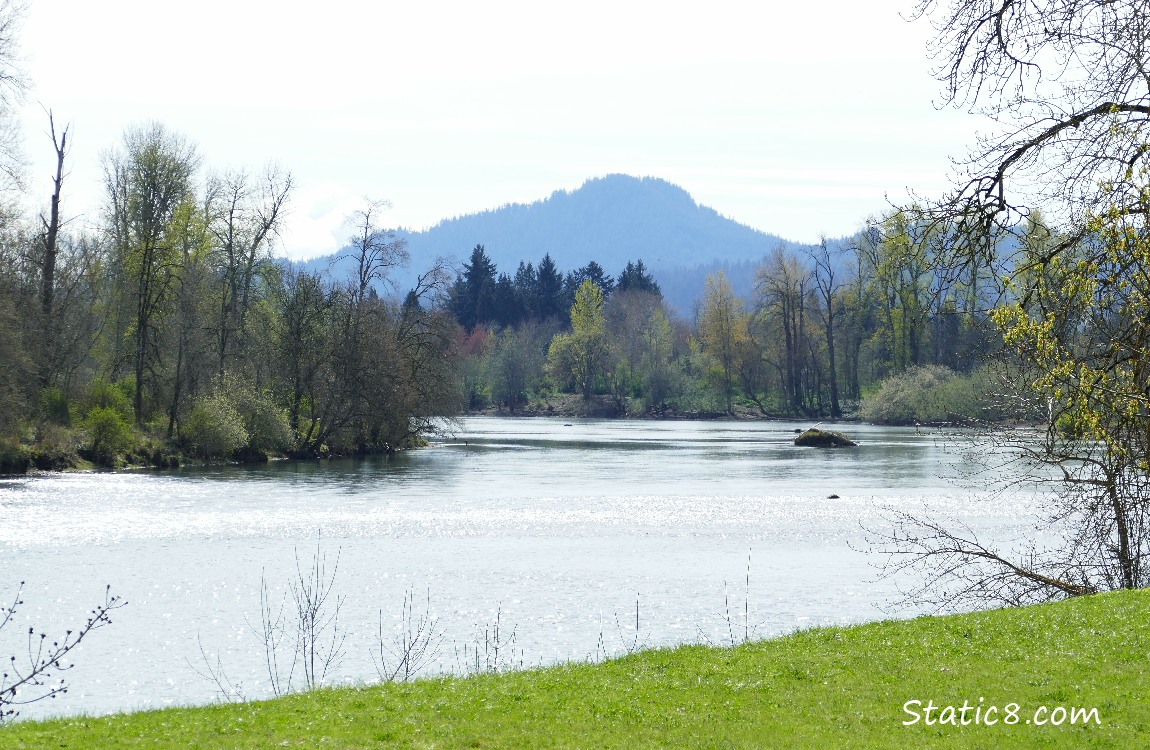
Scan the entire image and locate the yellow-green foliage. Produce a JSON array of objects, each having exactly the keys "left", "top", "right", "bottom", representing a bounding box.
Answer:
[
  {"left": 991, "top": 193, "right": 1150, "bottom": 467},
  {"left": 82, "top": 406, "right": 134, "bottom": 464},
  {"left": 182, "top": 378, "right": 293, "bottom": 459},
  {"left": 182, "top": 393, "right": 248, "bottom": 459},
  {"left": 860, "top": 365, "right": 991, "bottom": 425},
  {"left": 77, "top": 377, "right": 134, "bottom": 424},
  {"left": 547, "top": 279, "right": 609, "bottom": 399}
]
